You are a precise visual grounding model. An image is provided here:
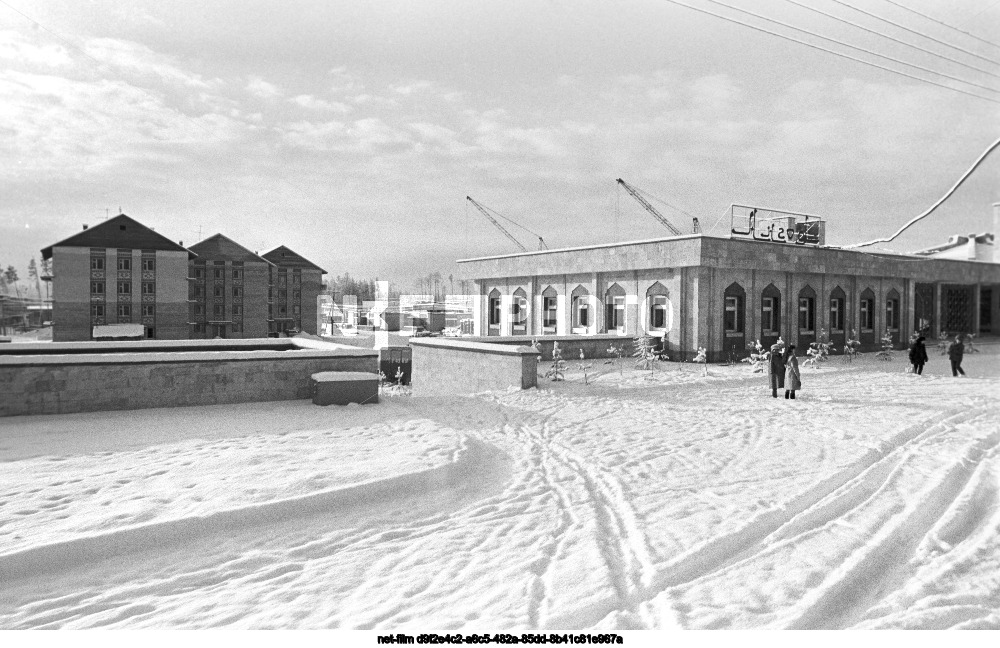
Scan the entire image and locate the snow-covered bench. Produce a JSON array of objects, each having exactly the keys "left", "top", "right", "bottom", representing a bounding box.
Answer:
[{"left": 310, "top": 371, "right": 380, "bottom": 406}]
